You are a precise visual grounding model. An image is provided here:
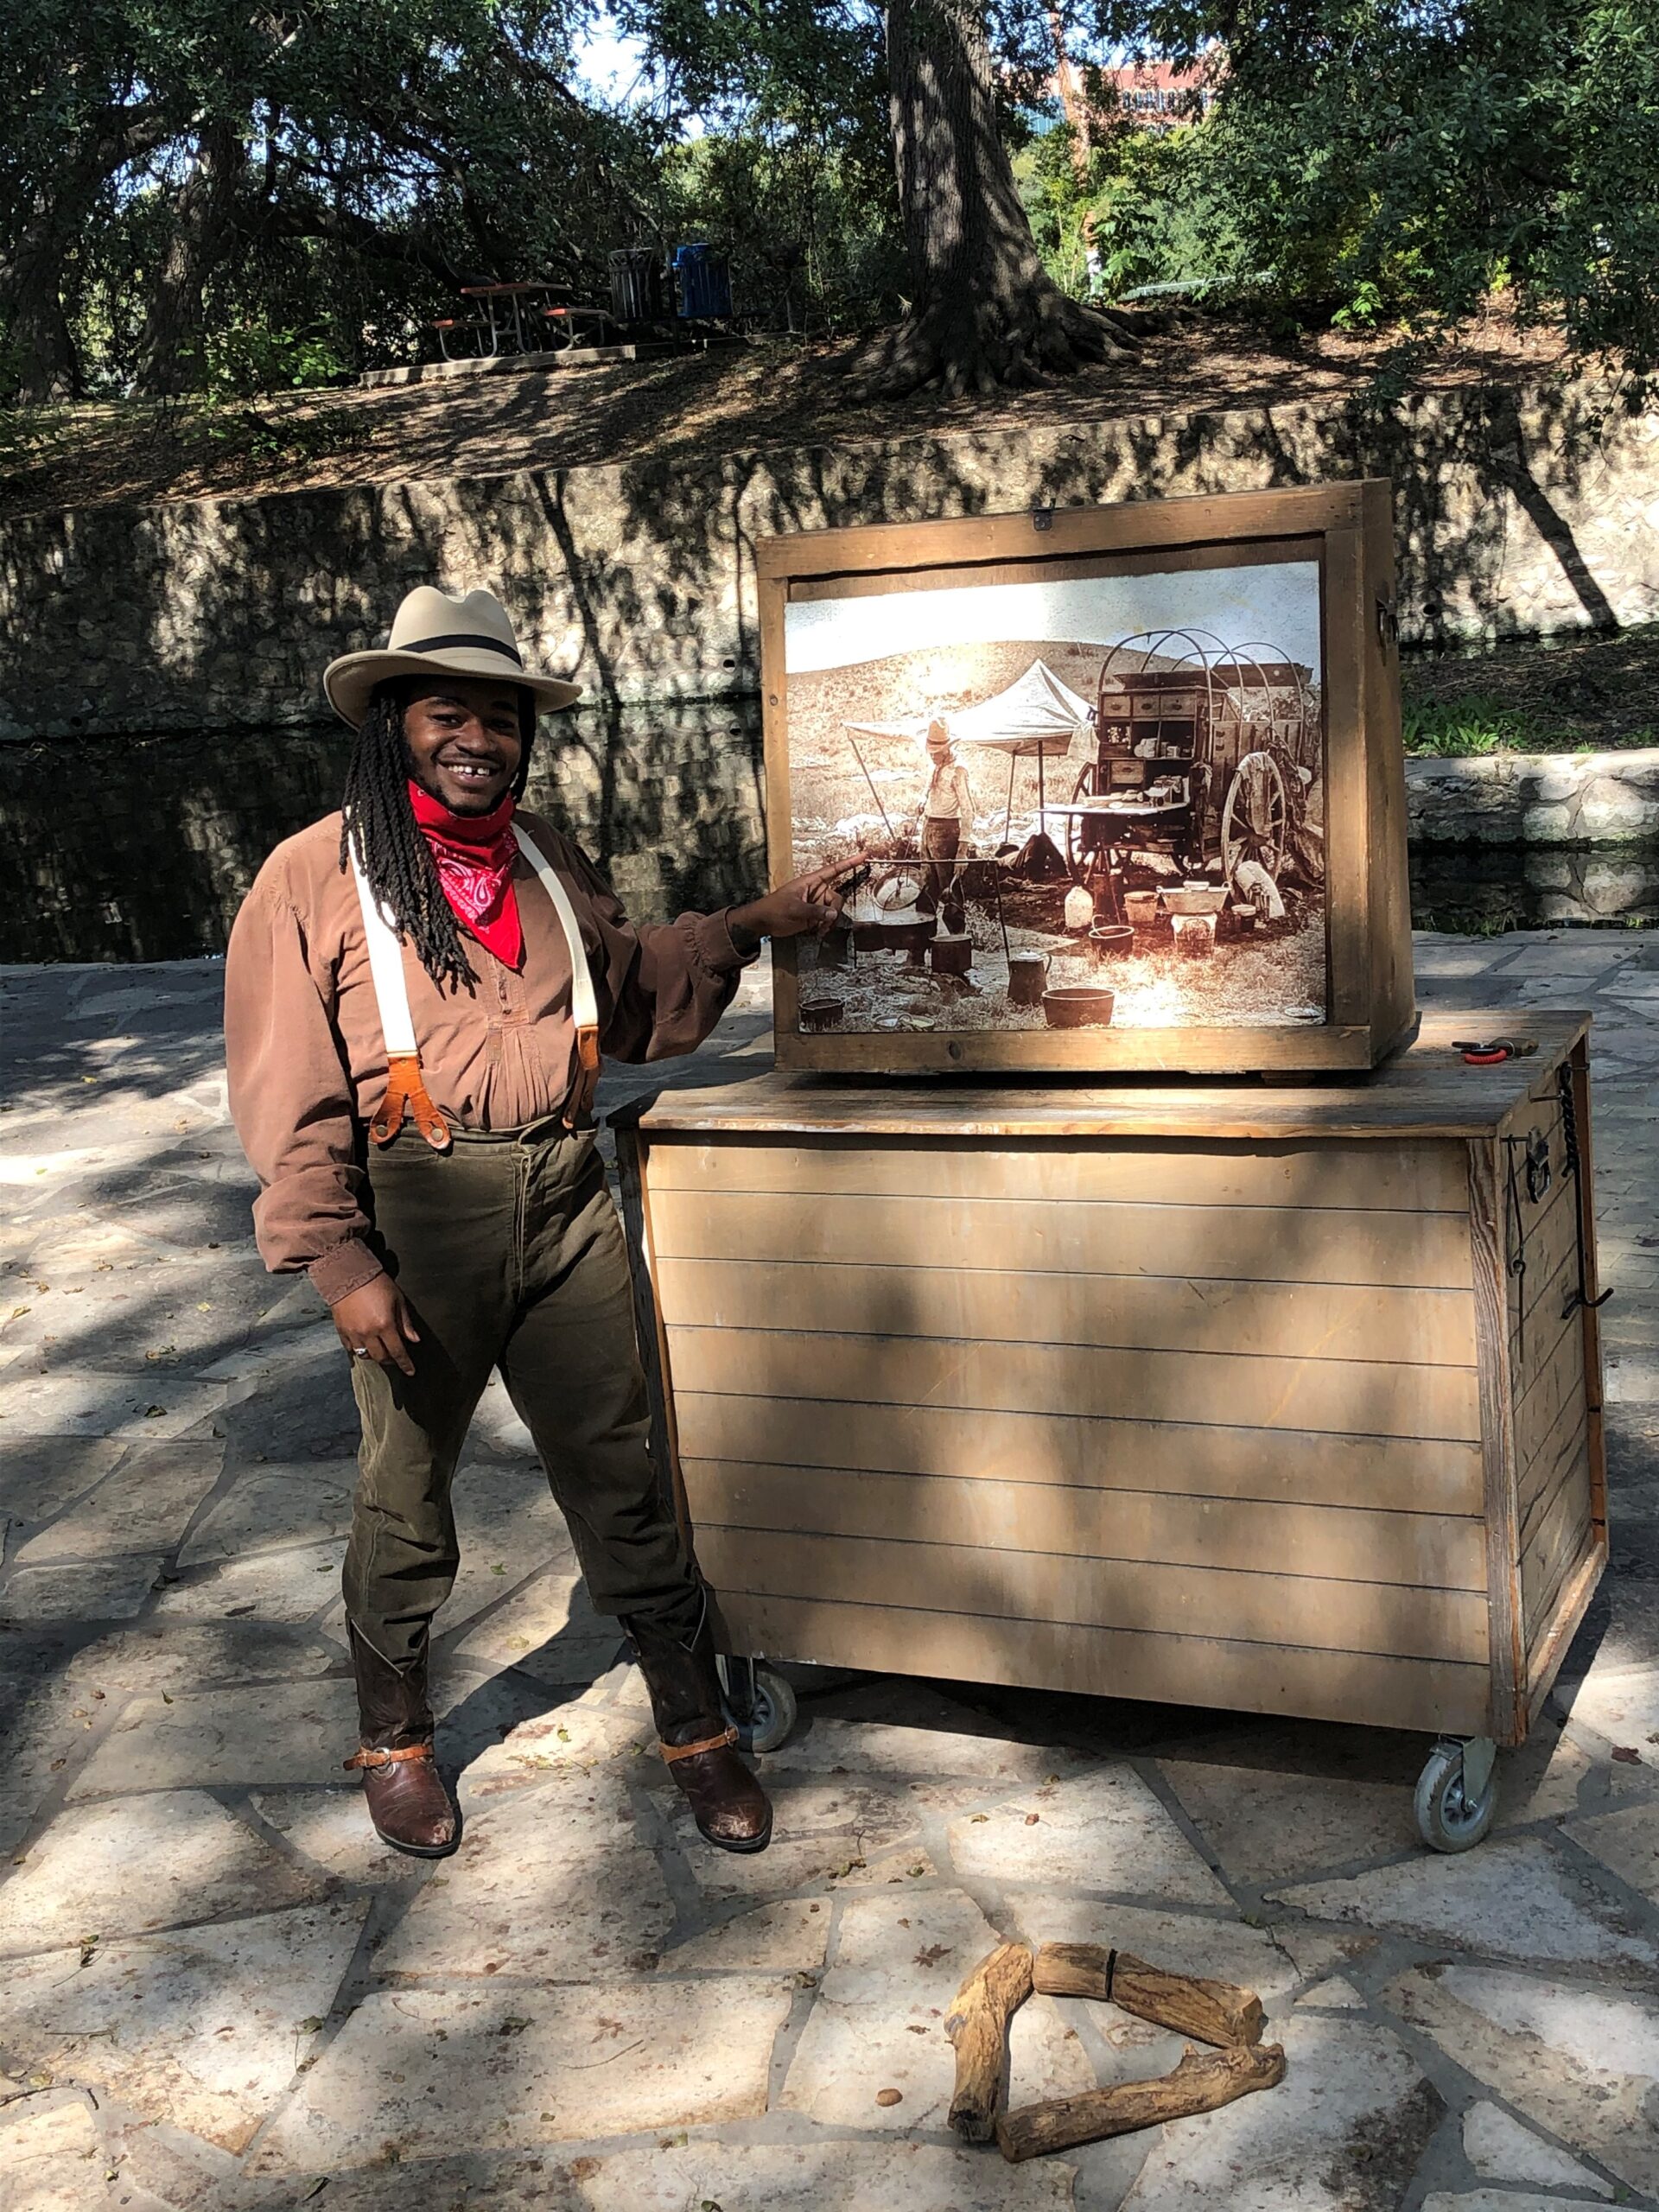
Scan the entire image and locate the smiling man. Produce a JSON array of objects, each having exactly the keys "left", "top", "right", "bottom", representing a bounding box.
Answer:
[{"left": 224, "top": 587, "right": 854, "bottom": 1860}]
